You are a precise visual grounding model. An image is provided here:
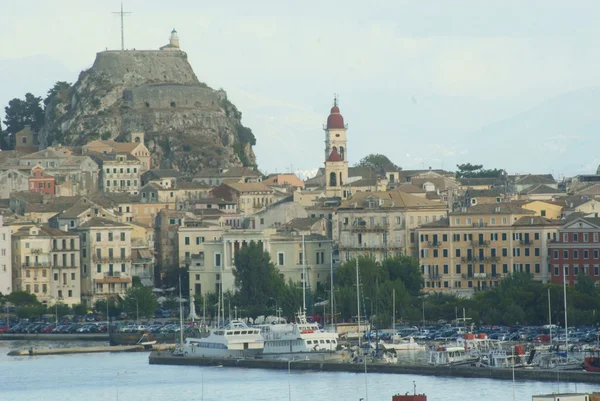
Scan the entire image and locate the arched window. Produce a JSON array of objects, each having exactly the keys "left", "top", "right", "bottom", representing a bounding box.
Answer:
[
  {"left": 22, "top": 137, "right": 27, "bottom": 144},
  {"left": 340, "top": 146, "right": 345, "bottom": 161},
  {"left": 329, "top": 172, "right": 337, "bottom": 187}
]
